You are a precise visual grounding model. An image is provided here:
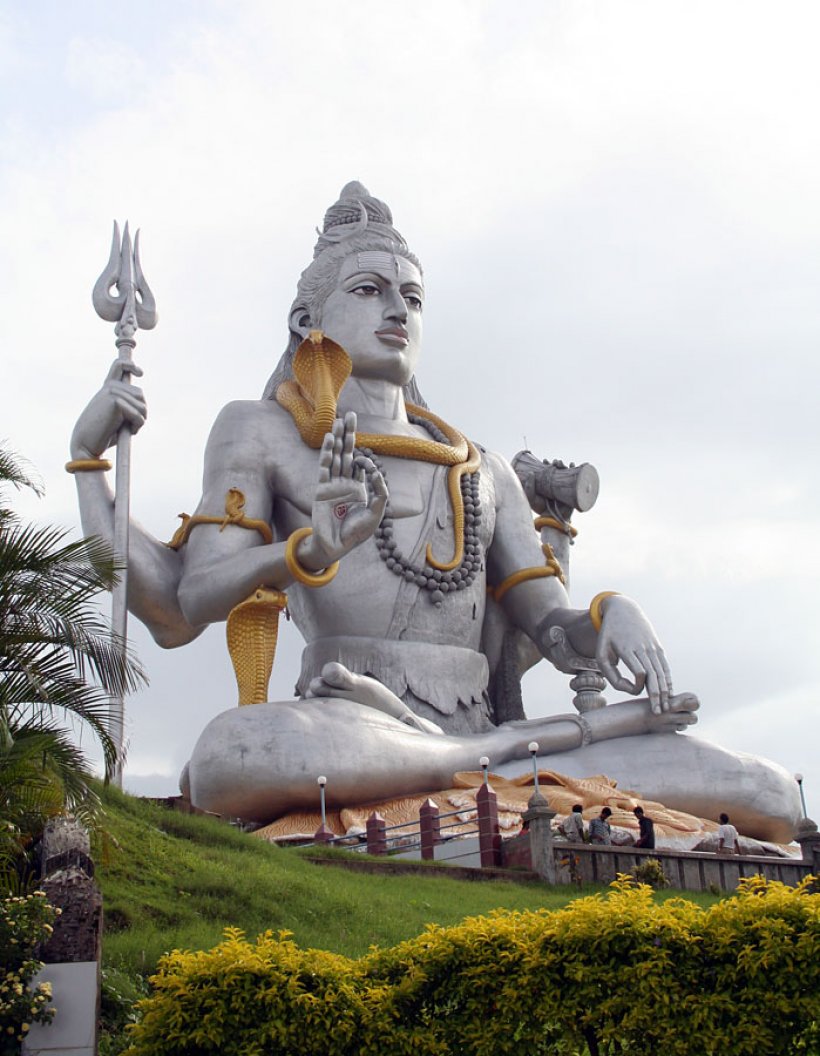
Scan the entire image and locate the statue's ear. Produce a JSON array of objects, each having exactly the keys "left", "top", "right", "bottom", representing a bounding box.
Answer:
[{"left": 289, "top": 305, "right": 312, "bottom": 340}]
